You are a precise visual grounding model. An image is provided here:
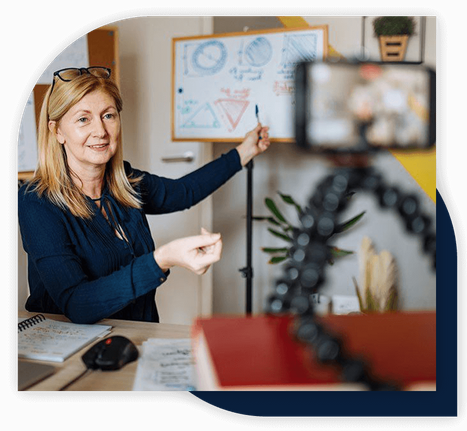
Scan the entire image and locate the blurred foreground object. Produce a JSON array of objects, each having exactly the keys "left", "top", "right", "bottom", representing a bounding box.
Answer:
[{"left": 192, "top": 313, "right": 435, "bottom": 391}]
